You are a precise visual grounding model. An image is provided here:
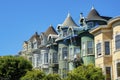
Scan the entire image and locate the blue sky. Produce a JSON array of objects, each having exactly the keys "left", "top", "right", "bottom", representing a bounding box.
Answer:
[{"left": 0, "top": 0, "right": 120, "bottom": 56}]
